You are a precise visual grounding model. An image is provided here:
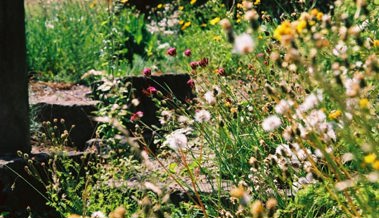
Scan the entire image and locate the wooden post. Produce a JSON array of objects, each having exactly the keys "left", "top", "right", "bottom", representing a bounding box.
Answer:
[{"left": 0, "top": 0, "right": 30, "bottom": 155}]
